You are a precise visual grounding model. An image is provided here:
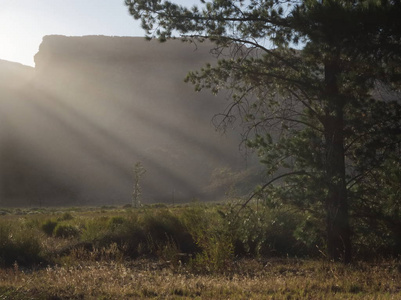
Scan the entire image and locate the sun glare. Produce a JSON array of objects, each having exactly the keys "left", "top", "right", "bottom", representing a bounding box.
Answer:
[{"left": 0, "top": 10, "right": 40, "bottom": 66}]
